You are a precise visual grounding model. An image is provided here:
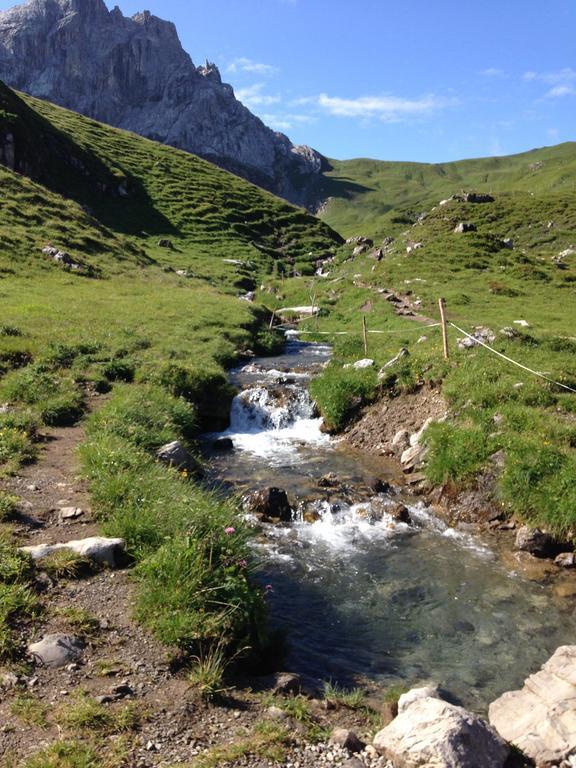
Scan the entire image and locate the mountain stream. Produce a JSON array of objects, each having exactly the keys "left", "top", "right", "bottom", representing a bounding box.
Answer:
[{"left": 205, "top": 334, "right": 576, "bottom": 710}]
